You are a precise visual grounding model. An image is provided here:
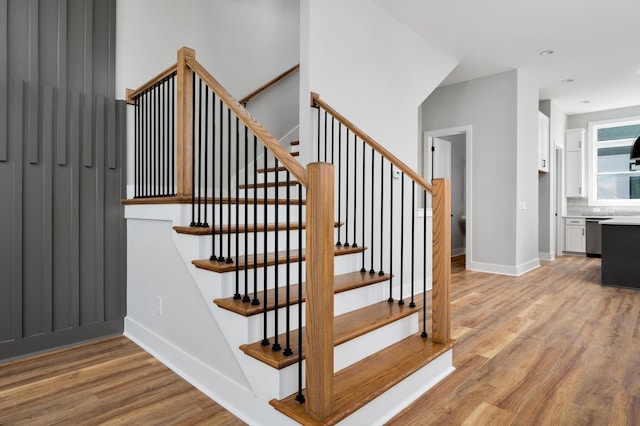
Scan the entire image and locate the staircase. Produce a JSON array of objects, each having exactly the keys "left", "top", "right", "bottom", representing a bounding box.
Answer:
[{"left": 123, "top": 48, "right": 454, "bottom": 425}]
